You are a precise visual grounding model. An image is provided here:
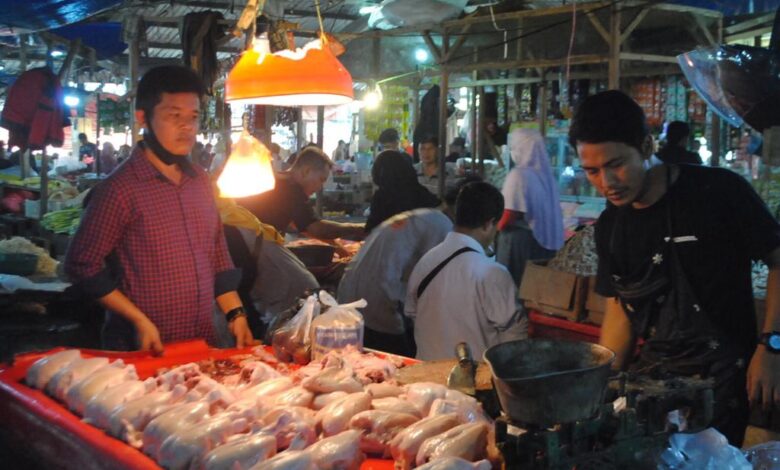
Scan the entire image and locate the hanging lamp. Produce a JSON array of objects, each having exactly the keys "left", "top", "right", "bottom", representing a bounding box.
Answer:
[{"left": 217, "top": 130, "right": 276, "bottom": 198}]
